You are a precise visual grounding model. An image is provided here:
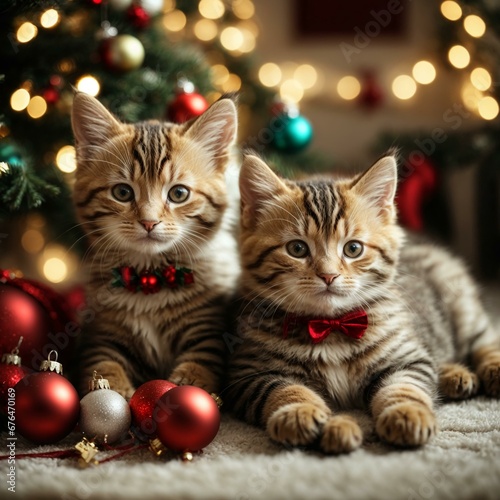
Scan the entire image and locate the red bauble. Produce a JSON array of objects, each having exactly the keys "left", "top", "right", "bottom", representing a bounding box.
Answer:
[
  {"left": 0, "top": 275, "right": 76, "bottom": 371},
  {"left": 358, "top": 71, "right": 383, "bottom": 110},
  {"left": 154, "top": 385, "right": 220, "bottom": 452},
  {"left": 167, "top": 92, "right": 209, "bottom": 124},
  {"left": 42, "top": 87, "right": 60, "bottom": 105},
  {"left": 0, "top": 363, "right": 27, "bottom": 415},
  {"left": 127, "top": 5, "right": 150, "bottom": 29},
  {"left": 14, "top": 372, "right": 80, "bottom": 444},
  {"left": 129, "top": 380, "right": 176, "bottom": 437}
]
